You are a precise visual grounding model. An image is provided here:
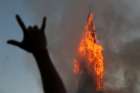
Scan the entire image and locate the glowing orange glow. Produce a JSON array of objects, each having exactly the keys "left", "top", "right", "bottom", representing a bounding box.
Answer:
[
  {"left": 73, "top": 59, "right": 81, "bottom": 75},
  {"left": 73, "top": 13, "right": 104, "bottom": 91}
]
